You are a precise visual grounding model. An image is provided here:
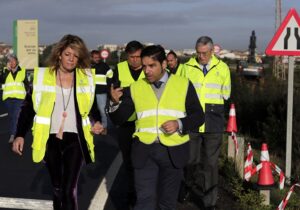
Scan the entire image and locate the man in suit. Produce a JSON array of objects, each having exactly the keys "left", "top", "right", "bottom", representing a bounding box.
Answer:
[
  {"left": 182, "top": 36, "right": 231, "bottom": 210},
  {"left": 108, "top": 45, "right": 204, "bottom": 210}
]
